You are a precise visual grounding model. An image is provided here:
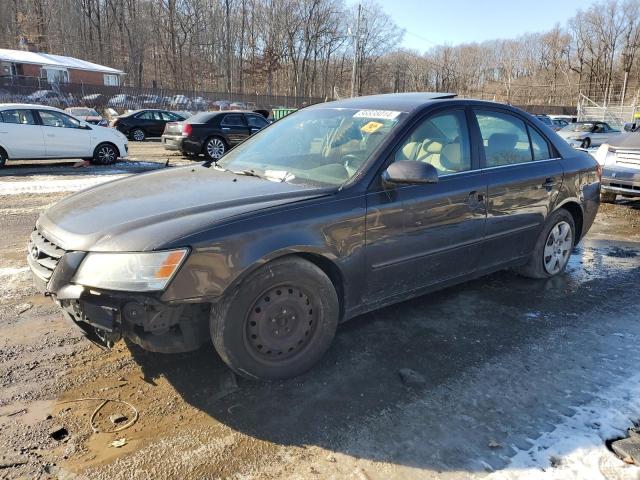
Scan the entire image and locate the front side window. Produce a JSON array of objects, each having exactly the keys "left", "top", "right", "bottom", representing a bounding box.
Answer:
[
  {"left": 217, "top": 107, "right": 405, "bottom": 186},
  {"left": 0, "top": 109, "right": 36, "bottom": 125},
  {"left": 39, "top": 110, "right": 81, "bottom": 128},
  {"left": 246, "top": 114, "right": 268, "bottom": 128},
  {"left": 476, "top": 110, "right": 533, "bottom": 167},
  {"left": 394, "top": 110, "right": 471, "bottom": 174}
]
